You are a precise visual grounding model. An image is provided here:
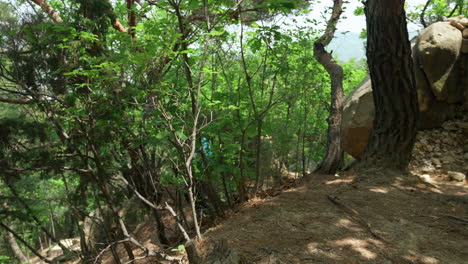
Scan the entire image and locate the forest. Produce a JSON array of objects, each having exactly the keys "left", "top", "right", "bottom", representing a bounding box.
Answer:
[{"left": 0, "top": 0, "right": 467, "bottom": 263}]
